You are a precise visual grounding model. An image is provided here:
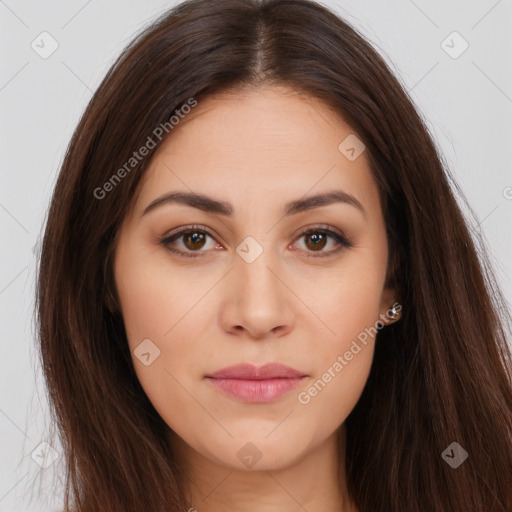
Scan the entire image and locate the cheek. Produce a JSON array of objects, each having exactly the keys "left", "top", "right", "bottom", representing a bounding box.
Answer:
[
  {"left": 294, "top": 303, "right": 379, "bottom": 441},
  {"left": 294, "top": 347, "right": 373, "bottom": 448},
  {"left": 114, "top": 240, "right": 204, "bottom": 349},
  {"left": 315, "top": 248, "right": 387, "bottom": 344},
  {"left": 113, "top": 256, "right": 207, "bottom": 437},
  {"left": 296, "top": 250, "right": 386, "bottom": 421},
  {"left": 113, "top": 243, "right": 214, "bottom": 414}
]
